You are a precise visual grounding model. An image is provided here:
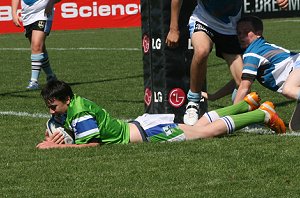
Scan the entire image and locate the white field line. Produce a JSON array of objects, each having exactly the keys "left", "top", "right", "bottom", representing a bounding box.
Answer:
[
  {"left": 0, "top": 111, "right": 50, "bottom": 118},
  {"left": 271, "top": 19, "right": 300, "bottom": 23},
  {"left": 0, "top": 47, "right": 140, "bottom": 51}
]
